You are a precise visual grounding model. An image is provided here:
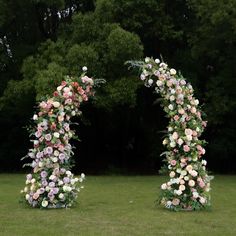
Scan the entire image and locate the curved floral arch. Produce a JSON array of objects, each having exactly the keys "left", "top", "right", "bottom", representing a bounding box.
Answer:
[
  {"left": 136, "top": 57, "right": 212, "bottom": 211},
  {"left": 21, "top": 68, "right": 95, "bottom": 208}
]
